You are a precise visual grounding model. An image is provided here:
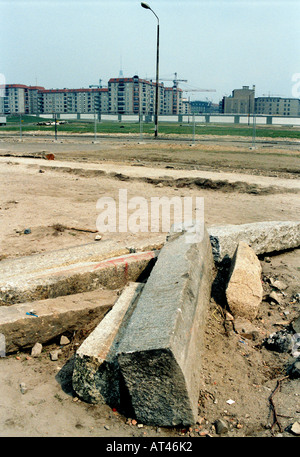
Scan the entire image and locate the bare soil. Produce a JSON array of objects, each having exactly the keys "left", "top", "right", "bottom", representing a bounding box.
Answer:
[{"left": 0, "top": 135, "right": 299, "bottom": 438}]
